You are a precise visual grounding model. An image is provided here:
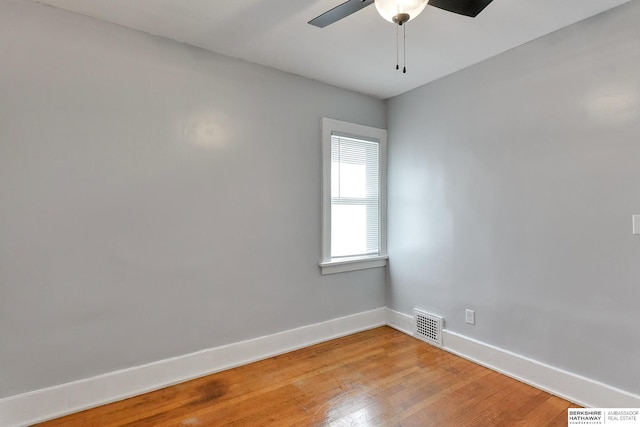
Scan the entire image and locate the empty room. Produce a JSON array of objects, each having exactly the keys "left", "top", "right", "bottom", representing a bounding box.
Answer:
[{"left": 1, "top": 0, "right": 639, "bottom": 425}]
